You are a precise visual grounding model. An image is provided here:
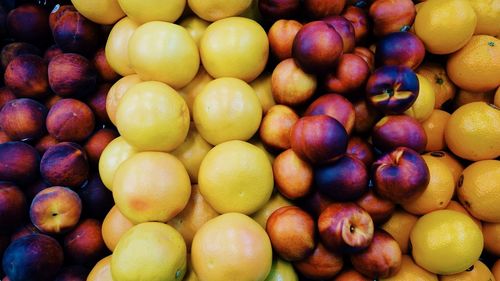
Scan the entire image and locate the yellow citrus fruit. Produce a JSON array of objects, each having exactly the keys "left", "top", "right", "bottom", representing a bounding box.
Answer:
[
  {"left": 167, "top": 184, "right": 219, "bottom": 251},
  {"left": 483, "top": 221, "right": 500, "bottom": 256},
  {"left": 493, "top": 260, "right": 500, "bottom": 280},
  {"left": 381, "top": 208, "right": 419, "bottom": 254},
  {"left": 495, "top": 87, "right": 500, "bottom": 107},
  {"left": 457, "top": 160, "right": 500, "bottom": 222},
  {"left": 87, "top": 255, "right": 113, "bottom": 281},
  {"left": 445, "top": 200, "right": 482, "bottom": 231},
  {"left": 71, "top": 0, "right": 125, "bottom": 25},
  {"left": 179, "top": 16, "right": 210, "bottom": 47},
  {"left": 128, "top": 21, "right": 199, "bottom": 89},
  {"left": 424, "top": 151, "right": 464, "bottom": 185},
  {"left": 113, "top": 152, "right": 191, "bottom": 224},
  {"left": 117, "top": 0, "right": 185, "bottom": 24},
  {"left": 98, "top": 136, "right": 138, "bottom": 190},
  {"left": 439, "top": 260, "right": 495, "bottom": 281},
  {"left": 453, "top": 89, "right": 495, "bottom": 110},
  {"left": 193, "top": 77, "right": 262, "bottom": 145},
  {"left": 447, "top": 35, "right": 500, "bottom": 93},
  {"left": 445, "top": 102, "right": 500, "bottom": 161},
  {"left": 191, "top": 213, "right": 273, "bottom": 281},
  {"left": 402, "top": 154, "right": 455, "bottom": 215},
  {"left": 104, "top": 17, "right": 138, "bottom": 76},
  {"left": 265, "top": 257, "right": 299, "bottom": 281},
  {"left": 252, "top": 192, "right": 293, "bottom": 229},
  {"left": 414, "top": 0, "right": 477, "bottom": 54},
  {"left": 250, "top": 73, "right": 276, "bottom": 114},
  {"left": 101, "top": 205, "right": 134, "bottom": 252},
  {"left": 380, "top": 255, "right": 438, "bottom": 281},
  {"left": 469, "top": 0, "right": 500, "bottom": 36},
  {"left": 200, "top": 17, "right": 268, "bottom": 82},
  {"left": 111, "top": 222, "right": 187, "bottom": 281},
  {"left": 171, "top": 124, "right": 213, "bottom": 184},
  {"left": 410, "top": 210, "right": 484, "bottom": 275},
  {"left": 178, "top": 66, "right": 214, "bottom": 119},
  {"left": 198, "top": 140, "right": 273, "bottom": 215},
  {"left": 248, "top": 137, "right": 276, "bottom": 164},
  {"left": 106, "top": 74, "right": 142, "bottom": 126},
  {"left": 187, "top": 0, "right": 252, "bottom": 21},
  {"left": 416, "top": 62, "right": 457, "bottom": 109},
  {"left": 116, "top": 81, "right": 190, "bottom": 152},
  {"left": 422, "top": 110, "right": 451, "bottom": 151},
  {"left": 404, "top": 74, "right": 436, "bottom": 122}
]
